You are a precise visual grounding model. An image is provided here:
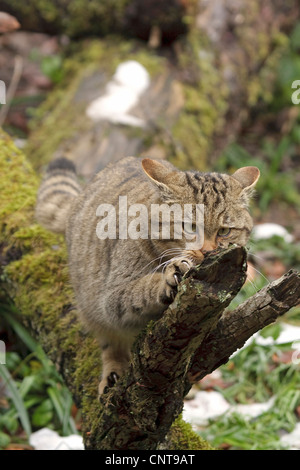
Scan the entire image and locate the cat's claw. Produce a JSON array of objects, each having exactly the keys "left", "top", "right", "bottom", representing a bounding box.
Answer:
[
  {"left": 99, "top": 371, "right": 120, "bottom": 397},
  {"left": 163, "top": 258, "right": 194, "bottom": 301},
  {"left": 107, "top": 372, "right": 119, "bottom": 387}
]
